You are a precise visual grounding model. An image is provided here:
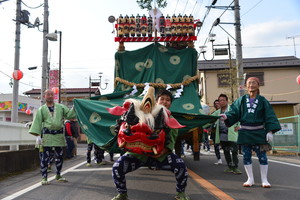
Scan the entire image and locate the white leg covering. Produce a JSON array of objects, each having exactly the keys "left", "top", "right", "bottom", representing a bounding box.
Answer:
[
  {"left": 243, "top": 164, "right": 255, "bottom": 187},
  {"left": 260, "top": 164, "right": 271, "bottom": 188}
]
